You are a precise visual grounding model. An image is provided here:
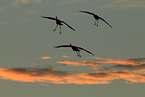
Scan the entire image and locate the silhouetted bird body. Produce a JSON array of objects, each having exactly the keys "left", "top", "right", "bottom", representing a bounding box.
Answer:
[
  {"left": 41, "top": 16, "right": 75, "bottom": 34},
  {"left": 54, "top": 44, "right": 94, "bottom": 57},
  {"left": 79, "top": 11, "right": 112, "bottom": 28}
]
